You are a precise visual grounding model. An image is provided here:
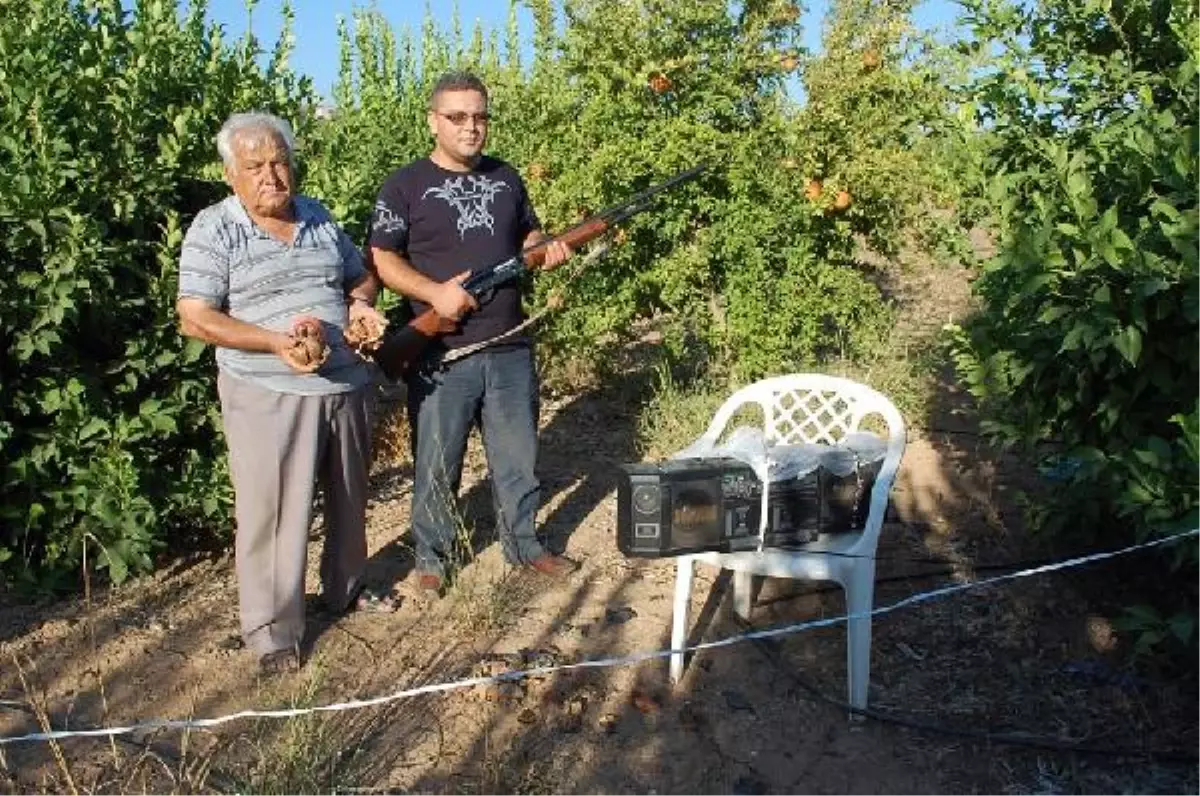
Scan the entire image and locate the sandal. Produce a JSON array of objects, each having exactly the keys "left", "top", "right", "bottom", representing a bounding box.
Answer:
[
  {"left": 351, "top": 588, "right": 400, "bottom": 614},
  {"left": 316, "top": 587, "right": 399, "bottom": 617},
  {"left": 259, "top": 644, "right": 301, "bottom": 676},
  {"left": 217, "top": 633, "right": 245, "bottom": 652}
]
